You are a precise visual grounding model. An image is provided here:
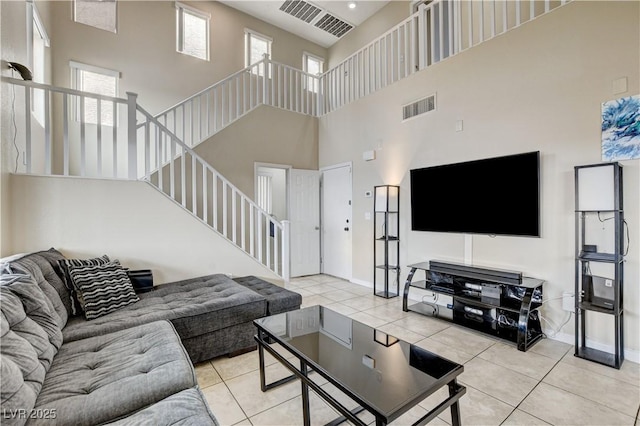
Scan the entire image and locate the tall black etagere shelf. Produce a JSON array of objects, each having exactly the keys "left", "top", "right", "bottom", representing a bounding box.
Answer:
[
  {"left": 374, "top": 185, "right": 400, "bottom": 298},
  {"left": 574, "top": 162, "right": 624, "bottom": 369}
]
